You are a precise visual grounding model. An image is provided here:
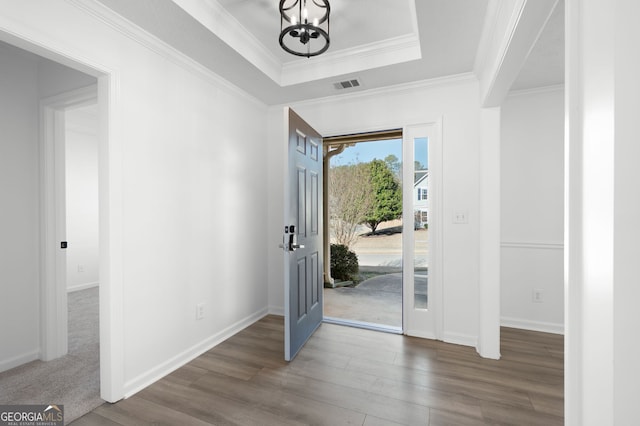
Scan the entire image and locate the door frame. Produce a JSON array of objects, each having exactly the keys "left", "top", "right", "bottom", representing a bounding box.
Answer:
[
  {"left": 402, "top": 121, "right": 444, "bottom": 339},
  {"left": 2, "top": 28, "right": 129, "bottom": 400},
  {"left": 40, "top": 84, "right": 98, "bottom": 361},
  {"left": 319, "top": 121, "right": 444, "bottom": 338}
]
